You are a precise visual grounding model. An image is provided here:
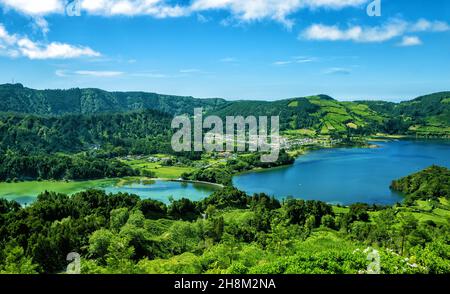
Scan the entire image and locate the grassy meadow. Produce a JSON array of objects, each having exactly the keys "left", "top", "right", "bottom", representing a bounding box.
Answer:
[
  {"left": 121, "top": 159, "right": 195, "bottom": 179},
  {"left": 0, "top": 179, "right": 116, "bottom": 201}
]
